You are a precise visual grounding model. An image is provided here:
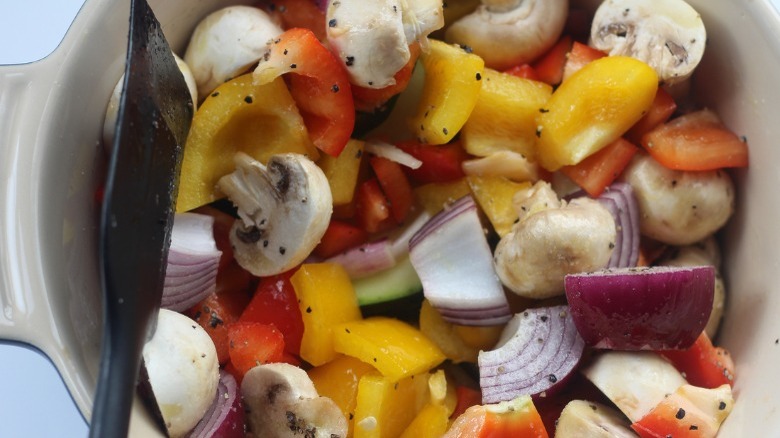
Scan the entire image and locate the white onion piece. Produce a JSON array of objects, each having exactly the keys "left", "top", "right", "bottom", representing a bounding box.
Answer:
[
  {"left": 325, "top": 238, "right": 396, "bottom": 279},
  {"left": 478, "top": 306, "right": 585, "bottom": 404},
  {"left": 409, "top": 195, "right": 511, "bottom": 326},
  {"left": 565, "top": 265, "right": 715, "bottom": 350},
  {"left": 365, "top": 140, "right": 423, "bottom": 169},
  {"left": 187, "top": 371, "right": 245, "bottom": 438},
  {"left": 162, "top": 213, "right": 222, "bottom": 312}
]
